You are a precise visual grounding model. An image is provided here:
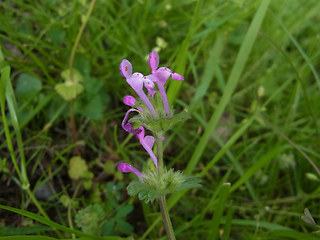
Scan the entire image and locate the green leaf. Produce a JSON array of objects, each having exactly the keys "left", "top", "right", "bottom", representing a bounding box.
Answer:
[
  {"left": 74, "top": 54, "right": 91, "bottom": 77},
  {"left": 129, "top": 110, "right": 190, "bottom": 133},
  {"left": 55, "top": 82, "right": 84, "bottom": 101},
  {"left": 61, "top": 68, "right": 84, "bottom": 84},
  {"left": 80, "top": 95, "right": 103, "bottom": 120},
  {"left": 127, "top": 169, "right": 201, "bottom": 203},
  {"left": 0, "top": 205, "right": 107, "bottom": 239},
  {"left": 47, "top": 25, "right": 65, "bottom": 44},
  {"left": 207, "top": 183, "right": 231, "bottom": 240},
  {"left": 101, "top": 219, "right": 116, "bottom": 236},
  {"left": 0, "top": 236, "right": 57, "bottom": 240},
  {"left": 84, "top": 77, "right": 103, "bottom": 95},
  {"left": 0, "top": 226, "right": 51, "bottom": 236},
  {"left": 301, "top": 208, "right": 317, "bottom": 226},
  {"left": 116, "top": 205, "right": 133, "bottom": 218},
  {"left": 75, "top": 204, "right": 105, "bottom": 235},
  {"left": 117, "top": 219, "right": 133, "bottom": 234},
  {"left": 15, "top": 73, "right": 42, "bottom": 98},
  {"left": 68, "top": 156, "right": 88, "bottom": 180}
]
